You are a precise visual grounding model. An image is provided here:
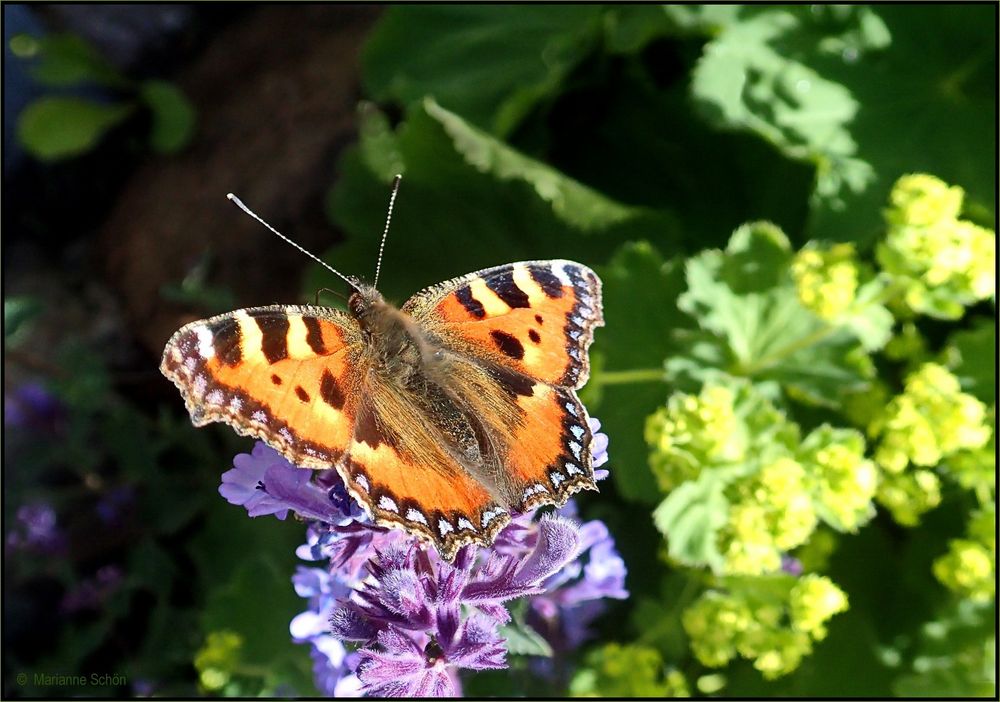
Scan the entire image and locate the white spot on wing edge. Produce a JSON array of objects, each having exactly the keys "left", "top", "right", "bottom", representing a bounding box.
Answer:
[
  {"left": 550, "top": 471, "right": 566, "bottom": 487},
  {"left": 481, "top": 507, "right": 506, "bottom": 527},
  {"left": 457, "top": 517, "right": 476, "bottom": 532},
  {"left": 570, "top": 425, "right": 585, "bottom": 439},
  {"left": 565, "top": 462, "right": 582, "bottom": 476},
  {"left": 568, "top": 441, "right": 582, "bottom": 458},
  {"left": 438, "top": 518, "right": 454, "bottom": 537},
  {"left": 355, "top": 475, "right": 369, "bottom": 492},
  {"left": 205, "top": 389, "right": 224, "bottom": 405},
  {"left": 195, "top": 325, "right": 215, "bottom": 359},
  {"left": 406, "top": 508, "right": 428, "bottom": 525},
  {"left": 378, "top": 495, "right": 398, "bottom": 512}
]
